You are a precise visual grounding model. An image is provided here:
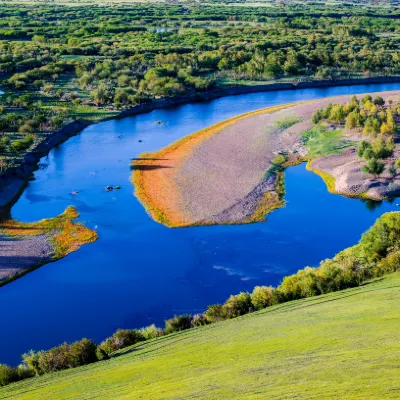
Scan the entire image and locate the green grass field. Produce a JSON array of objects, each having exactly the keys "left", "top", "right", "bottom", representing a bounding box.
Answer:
[
  {"left": 302, "top": 125, "right": 352, "bottom": 157},
  {"left": 2, "top": 272, "right": 400, "bottom": 399}
]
